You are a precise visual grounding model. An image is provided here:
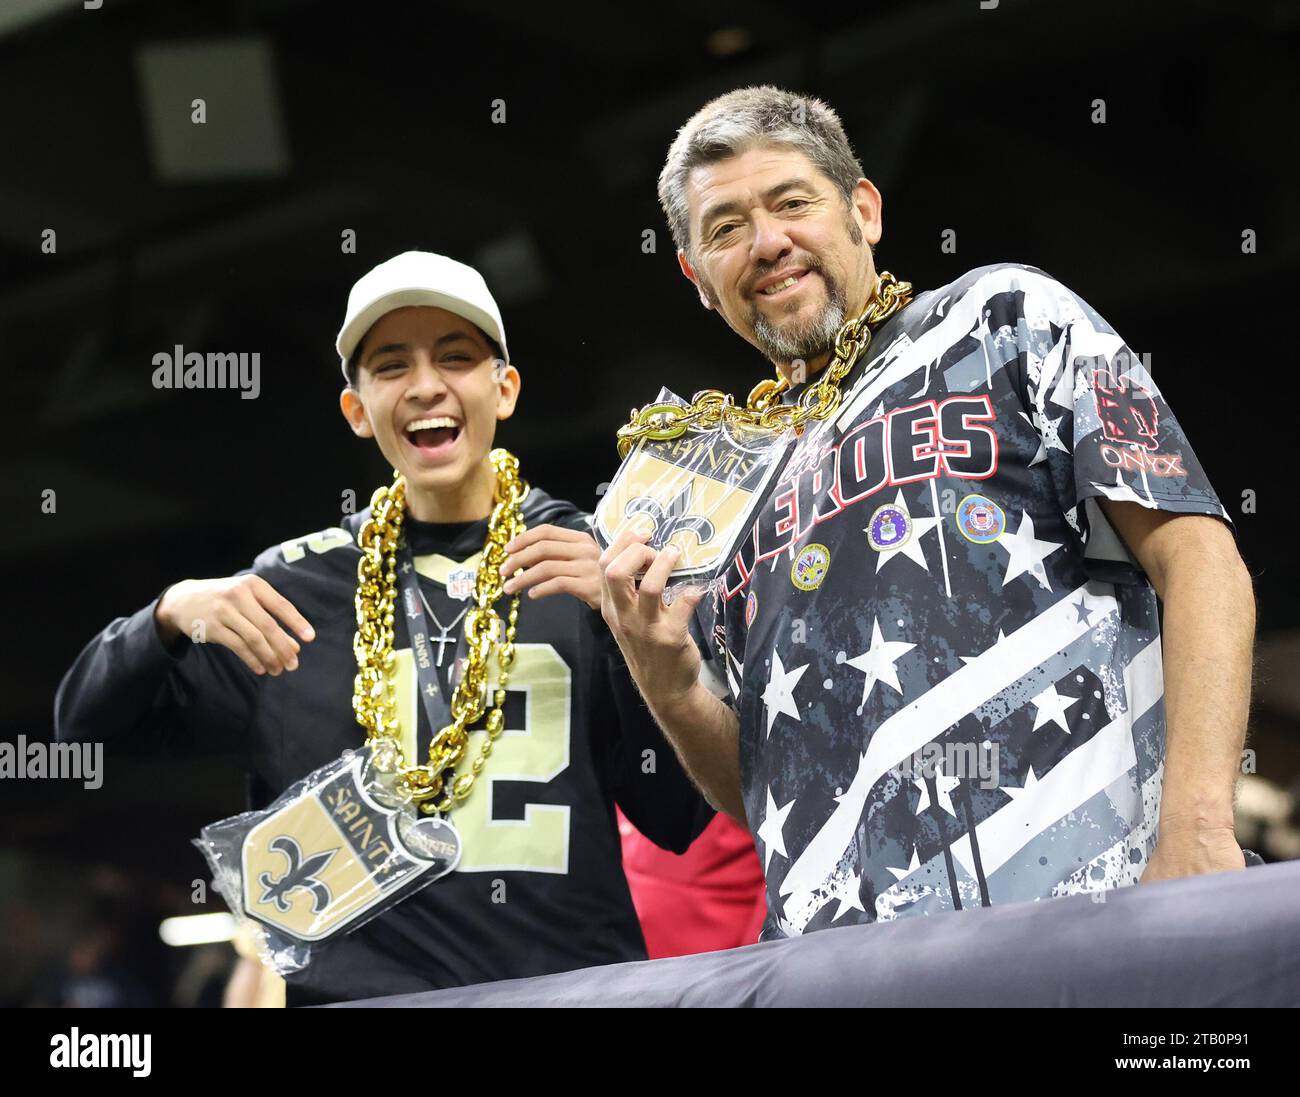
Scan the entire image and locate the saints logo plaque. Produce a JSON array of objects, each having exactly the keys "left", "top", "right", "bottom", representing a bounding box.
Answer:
[
  {"left": 195, "top": 746, "right": 461, "bottom": 971},
  {"left": 595, "top": 389, "right": 790, "bottom": 585}
]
